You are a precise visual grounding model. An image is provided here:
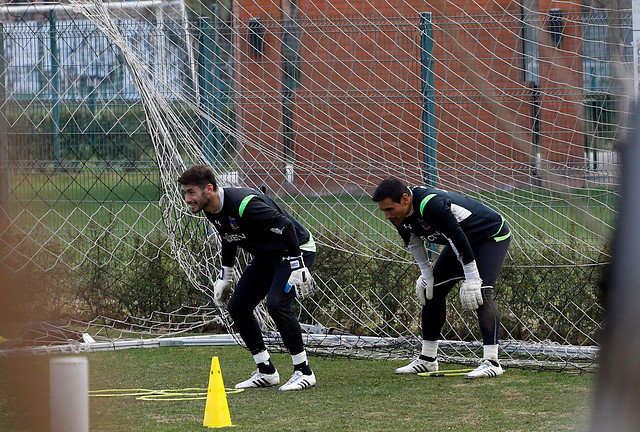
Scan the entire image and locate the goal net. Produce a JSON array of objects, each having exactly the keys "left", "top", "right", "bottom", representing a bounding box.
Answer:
[{"left": 0, "top": 0, "right": 628, "bottom": 370}]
